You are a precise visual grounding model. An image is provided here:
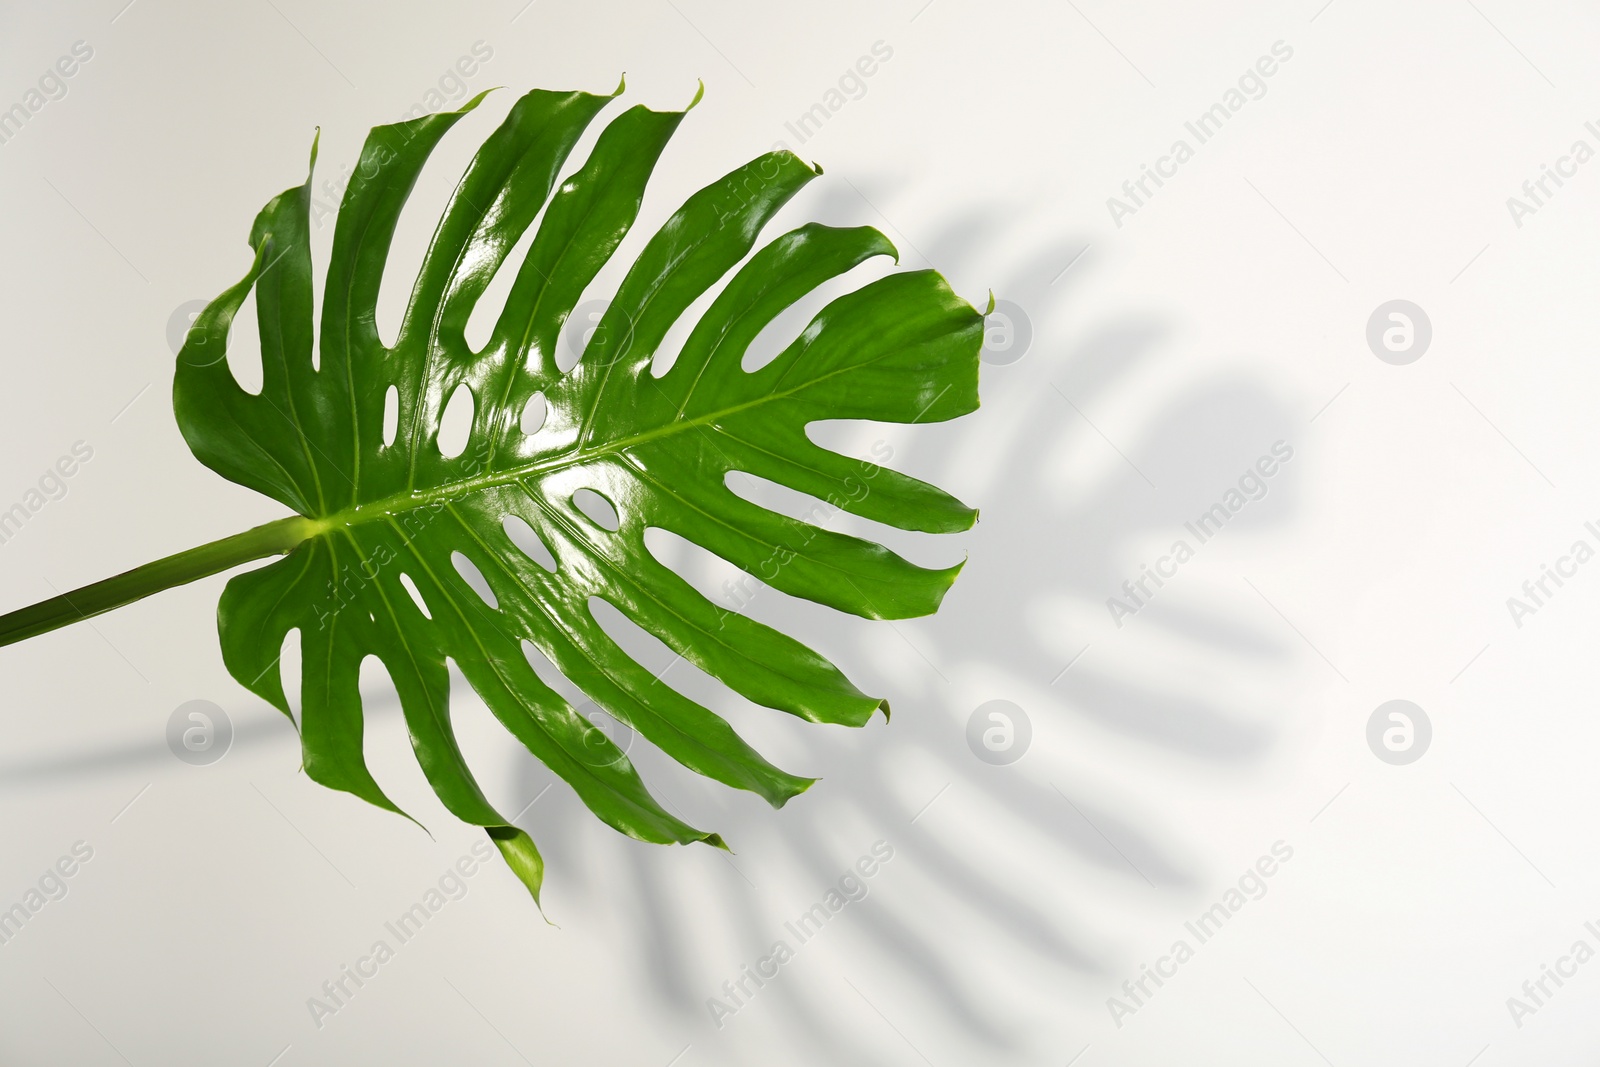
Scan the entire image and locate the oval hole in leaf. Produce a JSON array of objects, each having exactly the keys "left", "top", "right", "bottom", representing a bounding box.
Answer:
[
  {"left": 438, "top": 383, "right": 475, "bottom": 459},
  {"left": 502, "top": 514, "right": 557, "bottom": 572},
  {"left": 398, "top": 572, "right": 431, "bottom": 619},
  {"left": 572, "top": 488, "right": 620, "bottom": 532},
  {"left": 451, "top": 550, "right": 499, "bottom": 610},
  {"left": 556, "top": 300, "right": 608, "bottom": 374},
  {"left": 520, "top": 391, "right": 548, "bottom": 436},
  {"left": 382, "top": 385, "right": 399, "bottom": 447}
]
